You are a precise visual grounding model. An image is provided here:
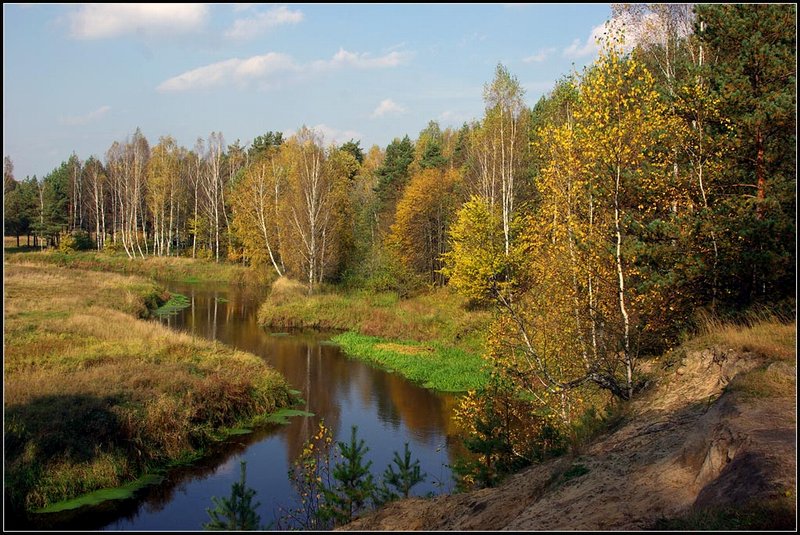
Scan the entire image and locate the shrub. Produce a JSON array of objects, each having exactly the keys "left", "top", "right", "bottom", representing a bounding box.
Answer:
[{"left": 59, "top": 231, "right": 94, "bottom": 252}]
